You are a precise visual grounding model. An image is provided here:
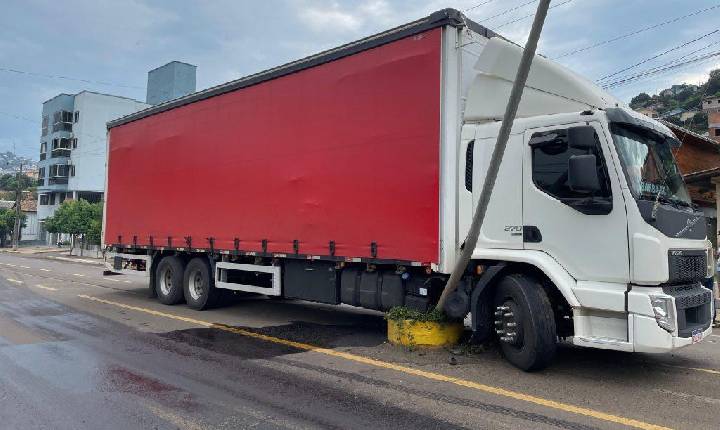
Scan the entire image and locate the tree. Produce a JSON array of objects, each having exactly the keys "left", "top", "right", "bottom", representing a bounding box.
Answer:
[
  {"left": 707, "top": 68, "right": 720, "bottom": 96},
  {"left": 630, "top": 92, "right": 651, "bottom": 108},
  {"left": 0, "top": 173, "right": 35, "bottom": 192},
  {"left": 43, "top": 199, "right": 103, "bottom": 252},
  {"left": 0, "top": 208, "right": 25, "bottom": 247}
]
